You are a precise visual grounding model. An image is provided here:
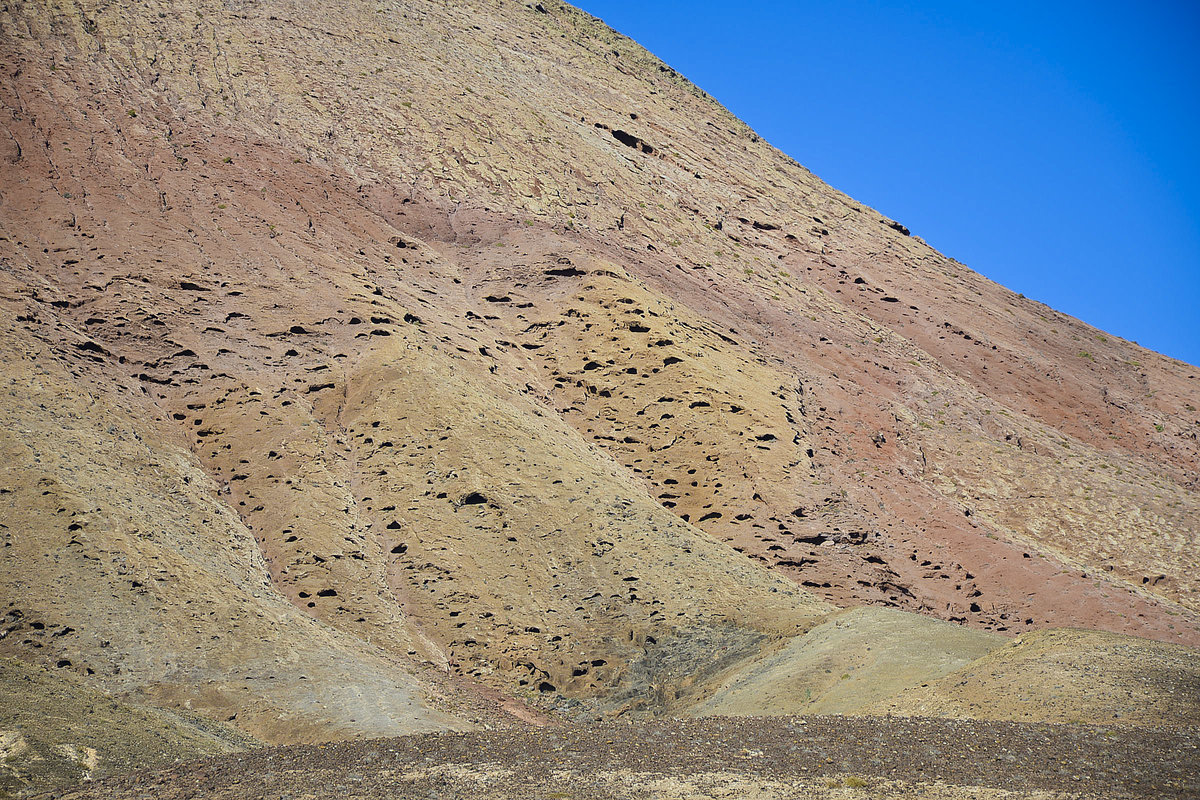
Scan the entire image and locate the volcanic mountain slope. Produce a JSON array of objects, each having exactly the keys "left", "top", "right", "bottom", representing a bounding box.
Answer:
[{"left": 1, "top": 0, "right": 1199, "bottom": 795}]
